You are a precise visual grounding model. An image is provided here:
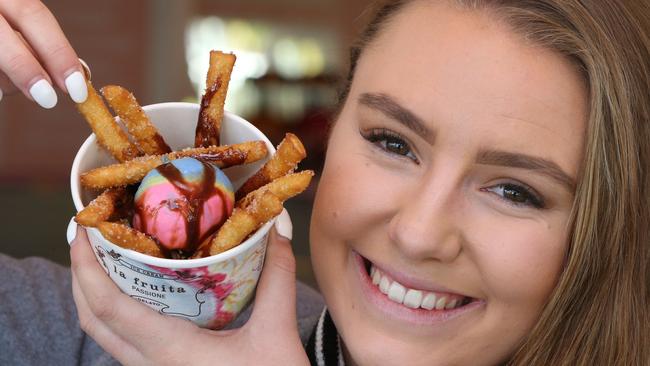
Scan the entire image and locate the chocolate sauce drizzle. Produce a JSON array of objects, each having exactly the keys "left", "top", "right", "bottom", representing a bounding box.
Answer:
[
  {"left": 152, "top": 134, "right": 172, "bottom": 154},
  {"left": 141, "top": 159, "right": 229, "bottom": 259},
  {"left": 194, "top": 149, "right": 247, "bottom": 166},
  {"left": 195, "top": 78, "right": 222, "bottom": 148}
]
